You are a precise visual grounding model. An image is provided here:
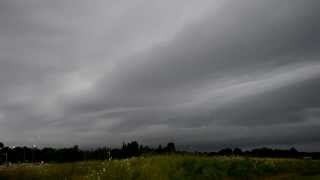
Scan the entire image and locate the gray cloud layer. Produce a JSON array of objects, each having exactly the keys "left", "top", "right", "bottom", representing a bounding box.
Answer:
[{"left": 0, "top": 0, "right": 320, "bottom": 151}]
